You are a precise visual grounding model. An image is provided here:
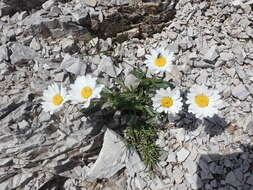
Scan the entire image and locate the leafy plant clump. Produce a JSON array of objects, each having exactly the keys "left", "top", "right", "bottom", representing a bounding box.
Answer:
[{"left": 102, "top": 69, "right": 172, "bottom": 170}]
